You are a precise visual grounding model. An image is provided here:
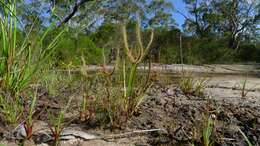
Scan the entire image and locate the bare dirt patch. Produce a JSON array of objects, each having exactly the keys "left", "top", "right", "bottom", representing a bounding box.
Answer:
[{"left": 1, "top": 65, "right": 260, "bottom": 146}]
